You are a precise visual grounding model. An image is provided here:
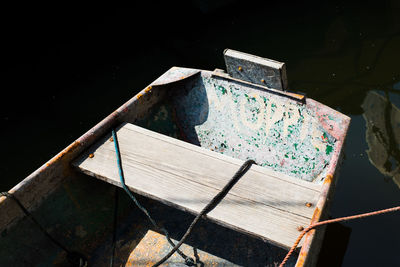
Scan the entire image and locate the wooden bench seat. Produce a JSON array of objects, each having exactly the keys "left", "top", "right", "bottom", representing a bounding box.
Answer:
[{"left": 73, "top": 123, "right": 323, "bottom": 249}]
